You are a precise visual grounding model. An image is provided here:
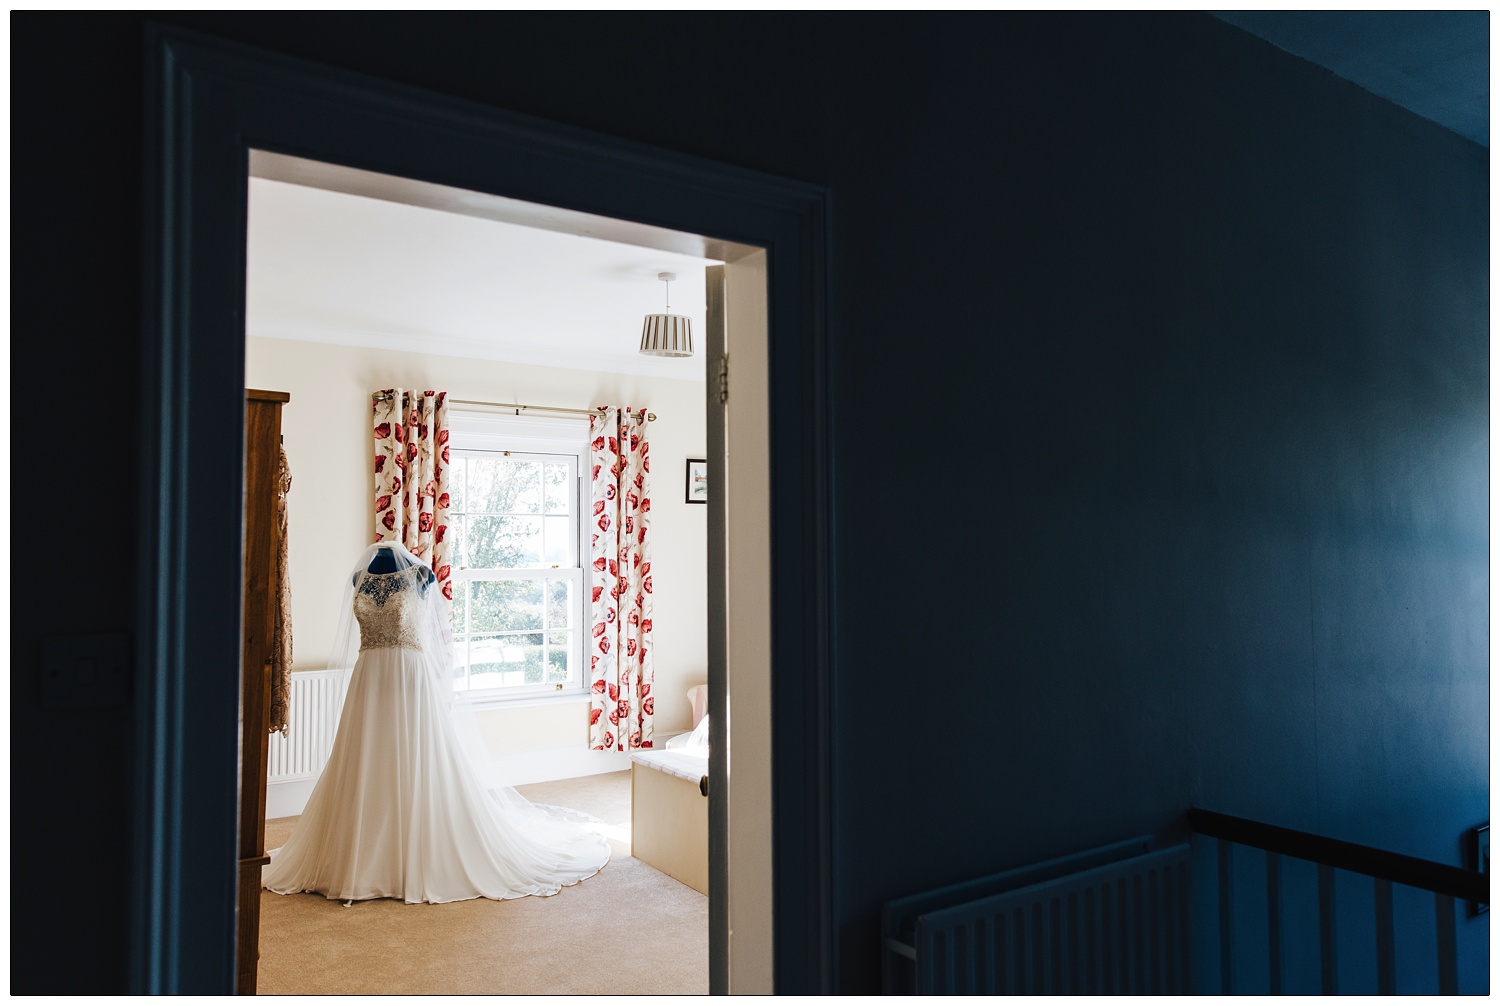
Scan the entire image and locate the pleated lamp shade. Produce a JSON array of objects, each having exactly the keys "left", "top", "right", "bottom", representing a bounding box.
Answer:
[{"left": 639, "top": 313, "right": 694, "bottom": 357}]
